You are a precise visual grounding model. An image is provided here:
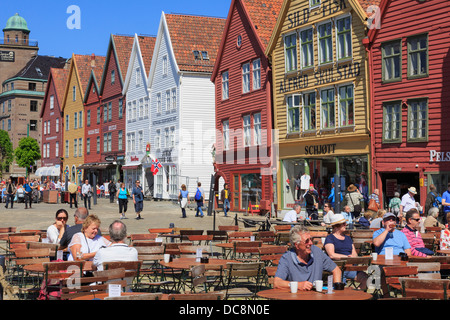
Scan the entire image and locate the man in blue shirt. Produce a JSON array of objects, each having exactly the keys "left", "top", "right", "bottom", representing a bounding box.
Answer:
[
  {"left": 274, "top": 225, "right": 341, "bottom": 290},
  {"left": 441, "top": 183, "right": 450, "bottom": 225},
  {"left": 373, "top": 212, "right": 411, "bottom": 255},
  {"left": 23, "top": 179, "right": 33, "bottom": 209}
]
